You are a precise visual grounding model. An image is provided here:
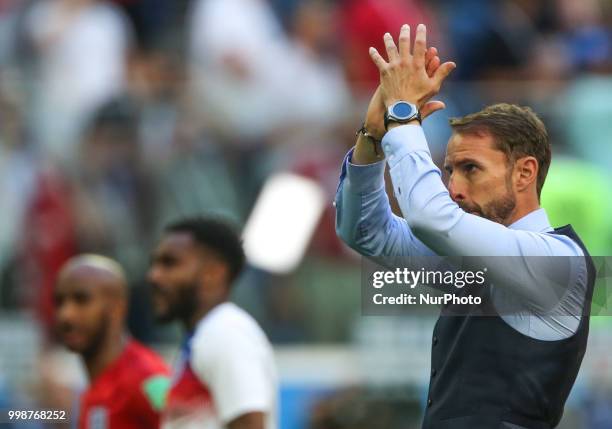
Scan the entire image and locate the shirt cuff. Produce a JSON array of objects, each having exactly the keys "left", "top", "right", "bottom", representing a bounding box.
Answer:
[
  {"left": 341, "top": 149, "right": 386, "bottom": 194},
  {"left": 381, "top": 124, "right": 430, "bottom": 169}
]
